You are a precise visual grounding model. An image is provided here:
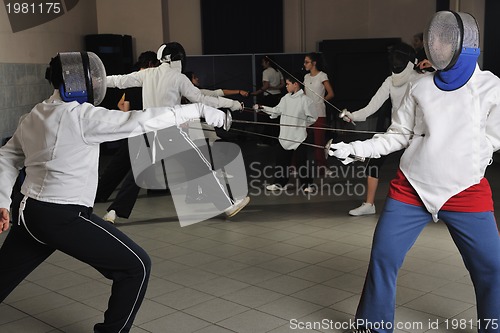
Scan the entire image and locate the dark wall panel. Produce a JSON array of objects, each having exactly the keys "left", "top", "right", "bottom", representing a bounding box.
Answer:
[
  {"left": 483, "top": 0, "right": 500, "bottom": 77},
  {"left": 85, "top": 34, "right": 133, "bottom": 75},
  {"left": 436, "top": 0, "right": 450, "bottom": 11},
  {"left": 201, "top": 0, "right": 283, "bottom": 54},
  {"left": 319, "top": 38, "right": 400, "bottom": 112},
  {"left": 85, "top": 34, "right": 134, "bottom": 110},
  {"left": 186, "top": 55, "right": 254, "bottom": 104}
]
